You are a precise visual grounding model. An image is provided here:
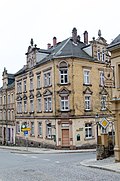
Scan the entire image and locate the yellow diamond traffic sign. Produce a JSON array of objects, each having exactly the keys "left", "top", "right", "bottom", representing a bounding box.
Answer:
[{"left": 100, "top": 118, "right": 109, "bottom": 129}]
